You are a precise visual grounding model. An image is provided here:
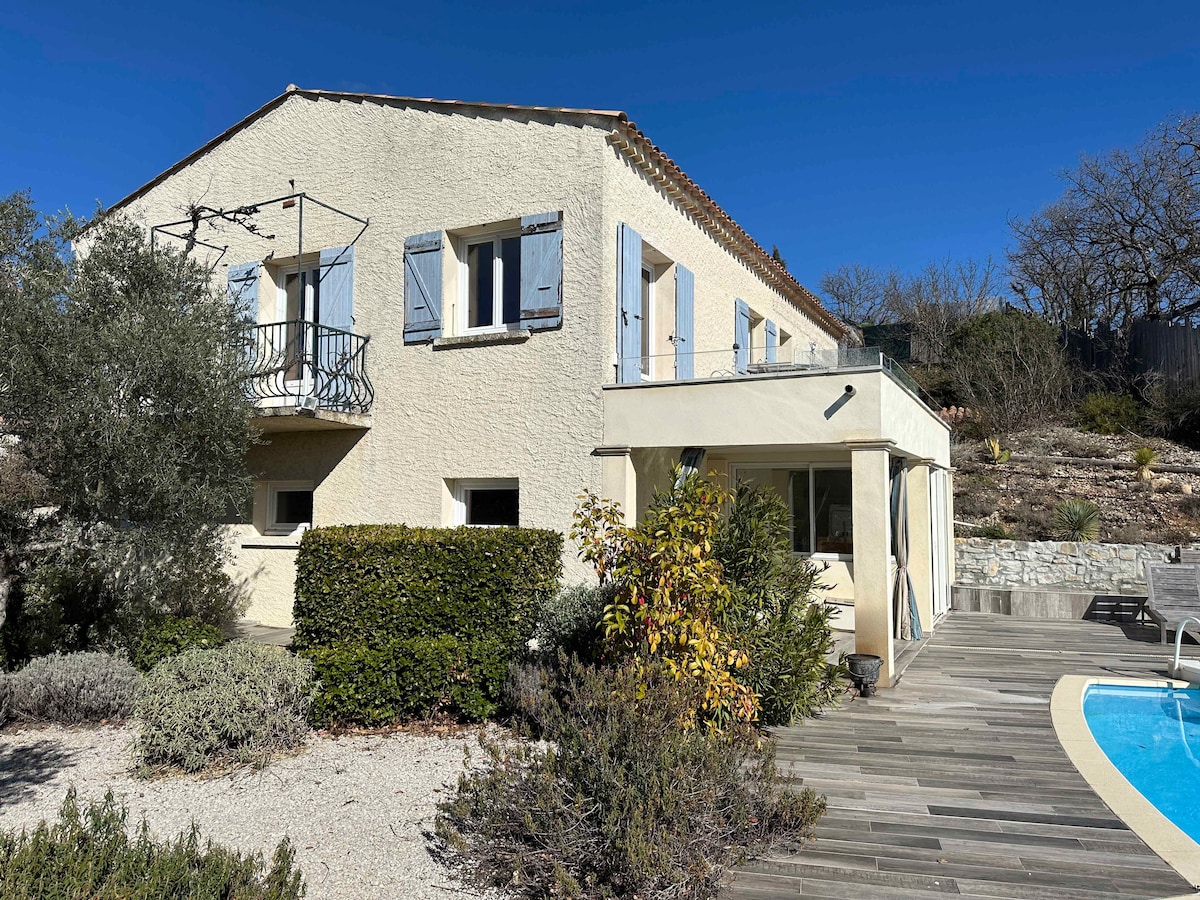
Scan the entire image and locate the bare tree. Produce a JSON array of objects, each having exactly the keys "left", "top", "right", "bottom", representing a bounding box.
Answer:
[
  {"left": 889, "top": 257, "right": 1002, "bottom": 362},
  {"left": 819, "top": 257, "right": 1002, "bottom": 361},
  {"left": 818, "top": 263, "right": 894, "bottom": 326},
  {"left": 1010, "top": 113, "right": 1200, "bottom": 329}
]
